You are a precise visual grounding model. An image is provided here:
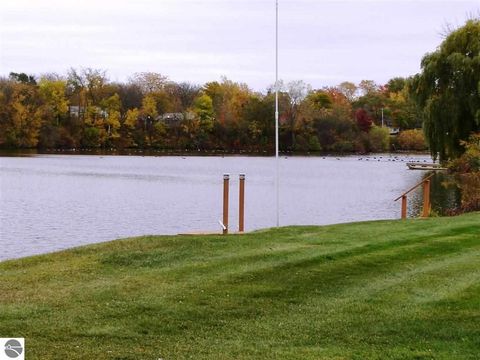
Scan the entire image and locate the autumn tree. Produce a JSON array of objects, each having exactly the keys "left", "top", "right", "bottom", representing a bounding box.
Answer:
[
  {"left": 305, "top": 88, "right": 357, "bottom": 152},
  {"left": 203, "top": 77, "right": 254, "bottom": 149},
  {"left": 121, "top": 108, "right": 140, "bottom": 147},
  {"left": 0, "top": 78, "right": 14, "bottom": 146},
  {"left": 358, "top": 80, "right": 379, "bottom": 96},
  {"left": 291, "top": 90, "right": 333, "bottom": 151},
  {"left": 279, "top": 80, "right": 311, "bottom": 149},
  {"left": 36, "top": 77, "right": 70, "bottom": 147},
  {"left": 355, "top": 108, "right": 373, "bottom": 132},
  {"left": 100, "top": 93, "right": 122, "bottom": 145},
  {"left": 307, "top": 90, "right": 332, "bottom": 111},
  {"left": 397, "top": 129, "right": 427, "bottom": 150},
  {"left": 129, "top": 72, "right": 168, "bottom": 94},
  {"left": 67, "top": 67, "right": 109, "bottom": 130},
  {"left": 204, "top": 77, "right": 252, "bottom": 125},
  {"left": 6, "top": 82, "right": 42, "bottom": 147},
  {"left": 354, "top": 80, "right": 386, "bottom": 126},
  {"left": 166, "top": 82, "right": 201, "bottom": 112},
  {"left": 38, "top": 77, "right": 69, "bottom": 126},
  {"left": 140, "top": 94, "right": 165, "bottom": 147},
  {"left": 337, "top": 81, "right": 358, "bottom": 102},
  {"left": 323, "top": 87, "right": 353, "bottom": 120}
]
